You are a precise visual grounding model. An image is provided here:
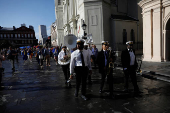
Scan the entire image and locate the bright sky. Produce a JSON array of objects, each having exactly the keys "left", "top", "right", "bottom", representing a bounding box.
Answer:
[{"left": 0, "top": 0, "right": 56, "bottom": 41}]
